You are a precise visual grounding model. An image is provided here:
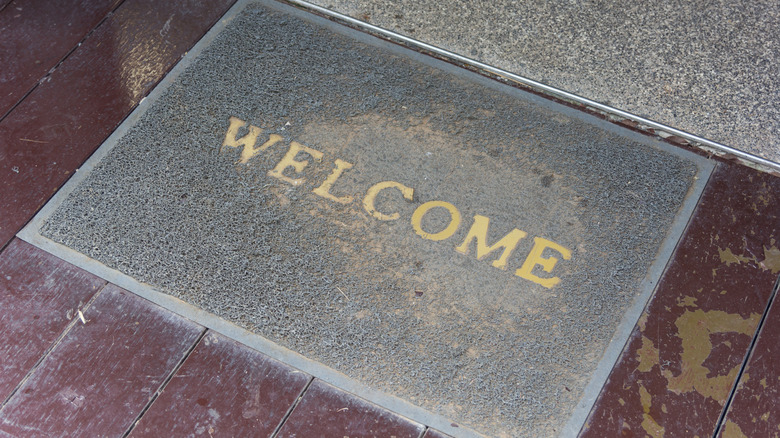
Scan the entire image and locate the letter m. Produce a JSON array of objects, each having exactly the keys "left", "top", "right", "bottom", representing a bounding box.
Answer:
[{"left": 455, "top": 215, "right": 527, "bottom": 270}]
